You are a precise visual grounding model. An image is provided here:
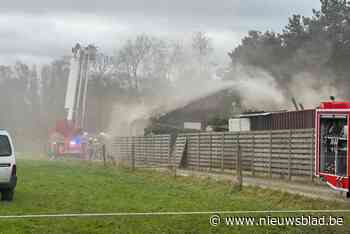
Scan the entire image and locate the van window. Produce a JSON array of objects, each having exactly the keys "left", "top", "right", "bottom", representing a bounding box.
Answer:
[{"left": 0, "top": 136, "right": 11, "bottom": 156}]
